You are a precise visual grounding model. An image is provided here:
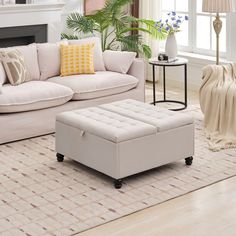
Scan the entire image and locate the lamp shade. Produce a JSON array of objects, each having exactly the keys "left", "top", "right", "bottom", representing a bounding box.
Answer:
[{"left": 202, "top": 0, "right": 235, "bottom": 13}]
